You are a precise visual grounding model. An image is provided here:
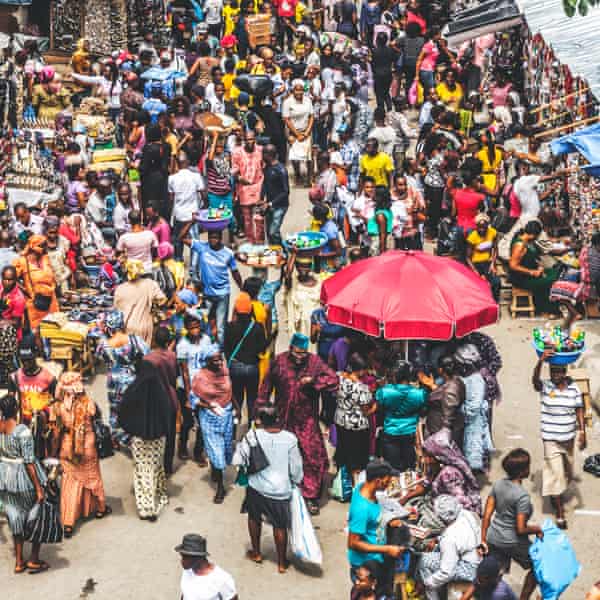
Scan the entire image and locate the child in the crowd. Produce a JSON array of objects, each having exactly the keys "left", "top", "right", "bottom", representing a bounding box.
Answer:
[{"left": 459, "top": 555, "right": 517, "bottom": 600}]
